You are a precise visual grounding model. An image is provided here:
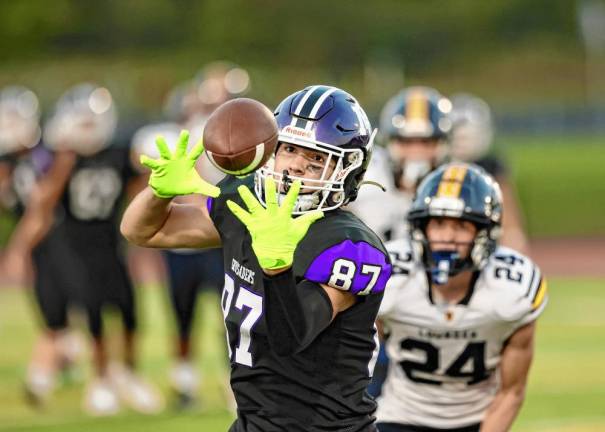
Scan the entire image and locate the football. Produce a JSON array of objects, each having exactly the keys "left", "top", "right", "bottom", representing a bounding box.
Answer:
[{"left": 203, "top": 98, "right": 278, "bottom": 176}]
